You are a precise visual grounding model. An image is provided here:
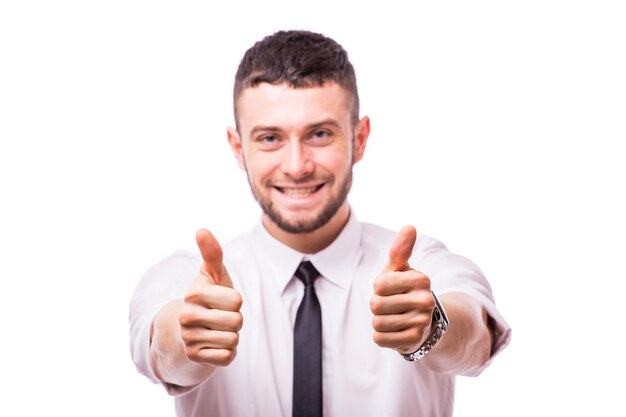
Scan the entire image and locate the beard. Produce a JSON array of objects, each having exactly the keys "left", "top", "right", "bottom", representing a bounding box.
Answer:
[{"left": 245, "top": 167, "right": 353, "bottom": 234}]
